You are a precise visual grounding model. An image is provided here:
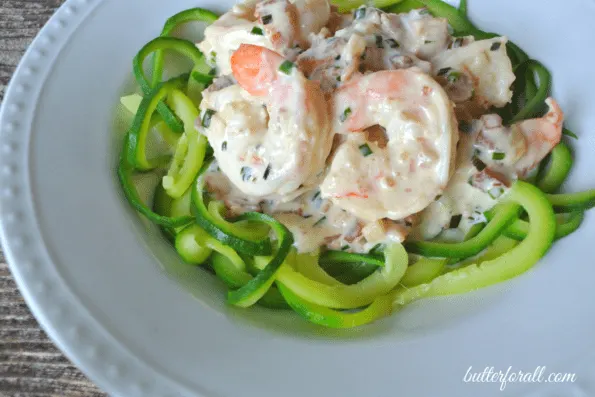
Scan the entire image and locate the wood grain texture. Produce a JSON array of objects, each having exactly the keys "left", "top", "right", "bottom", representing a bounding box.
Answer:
[{"left": 1, "top": 1, "right": 106, "bottom": 395}]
